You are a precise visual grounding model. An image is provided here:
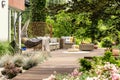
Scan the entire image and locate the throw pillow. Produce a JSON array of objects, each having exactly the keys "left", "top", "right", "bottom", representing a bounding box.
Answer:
[
  {"left": 50, "top": 38, "right": 57, "bottom": 43},
  {"left": 70, "top": 37, "right": 73, "bottom": 43},
  {"left": 65, "top": 37, "right": 74, "bottom": 43}
]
